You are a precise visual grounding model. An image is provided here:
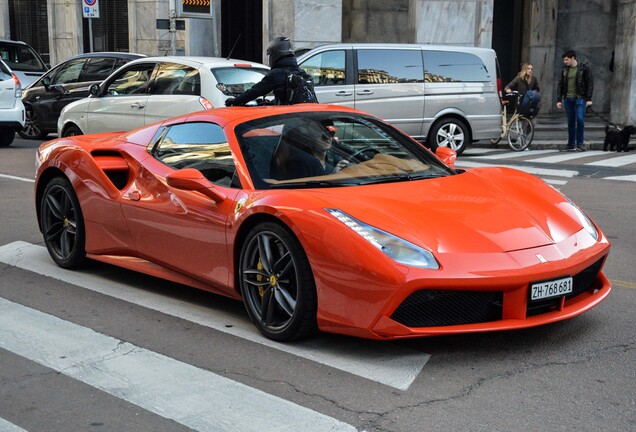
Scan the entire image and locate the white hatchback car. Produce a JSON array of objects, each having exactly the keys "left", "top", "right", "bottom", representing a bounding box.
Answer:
[
  {"left": 0, "top": 58, "right": 26, "bottom": 147},
  {"left": 58, "top": 56, "right": 269, "bottom": 137}
]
